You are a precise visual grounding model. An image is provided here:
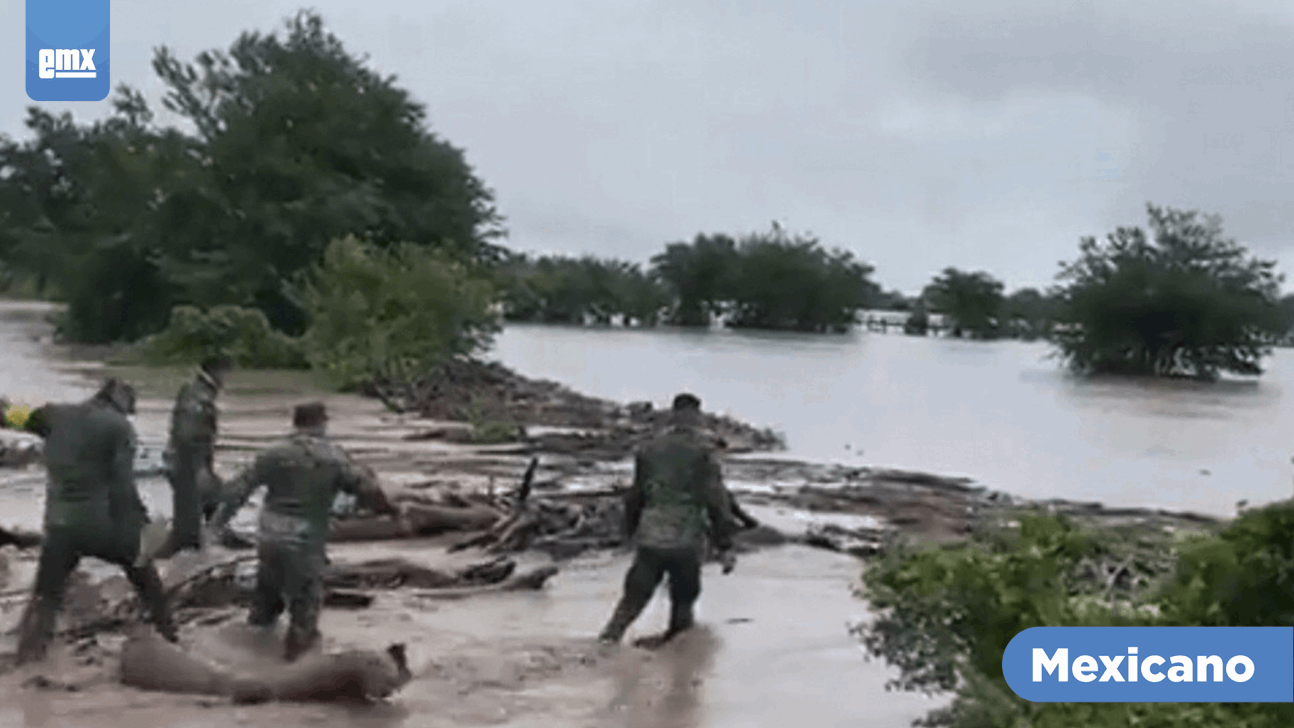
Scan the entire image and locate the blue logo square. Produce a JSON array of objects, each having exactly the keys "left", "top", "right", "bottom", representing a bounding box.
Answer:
[{"left": 26, "top": 0, "right": 111, "bottom": 102}]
